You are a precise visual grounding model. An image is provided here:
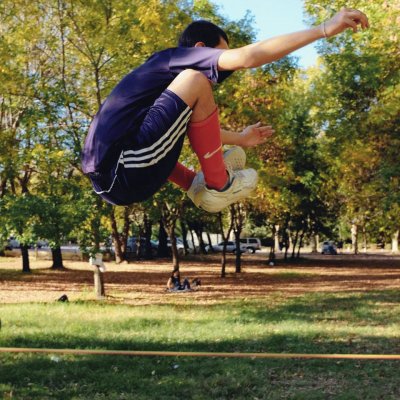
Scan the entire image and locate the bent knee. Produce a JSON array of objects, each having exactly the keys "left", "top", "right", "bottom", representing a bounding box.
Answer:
[
  {"left": 168, "top": 69, "right": 213, "bottom": 107},
  {"left": 175, "top": 69, "right": 210, "bottom": 87}
]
